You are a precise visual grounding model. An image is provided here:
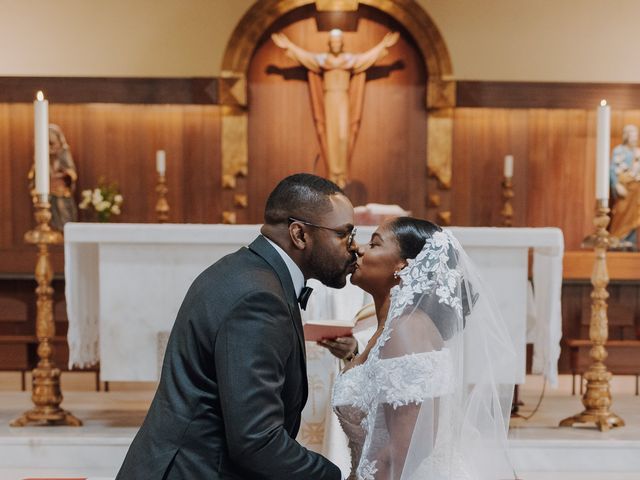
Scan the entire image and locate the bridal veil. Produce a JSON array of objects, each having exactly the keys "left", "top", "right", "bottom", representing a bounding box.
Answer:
[{"left": 355, "top": 229, "right": 516, "bottom": 480}]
